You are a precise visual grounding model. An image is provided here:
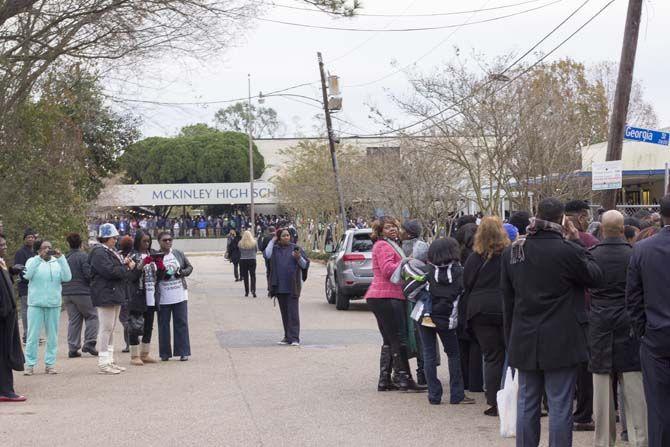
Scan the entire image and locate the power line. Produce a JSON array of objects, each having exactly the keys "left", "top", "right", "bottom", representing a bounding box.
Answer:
[
  {"left": 352, "top": 0, "right": 615, "bottom": 137},
  {"left": 343, "top": 0, "right": 499, "bottom": 88},
  {"left": 254, "top": 0, "right": 564, "bottom": 32},
  {"left": 263, "top": 0, "right": 552, "bottom": 17},
  {"left": 104, "top": 80, "right": 319, "bottom": 106},
  {"left": 329, "top": 0, "right": 422, "bottom": 64}
]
